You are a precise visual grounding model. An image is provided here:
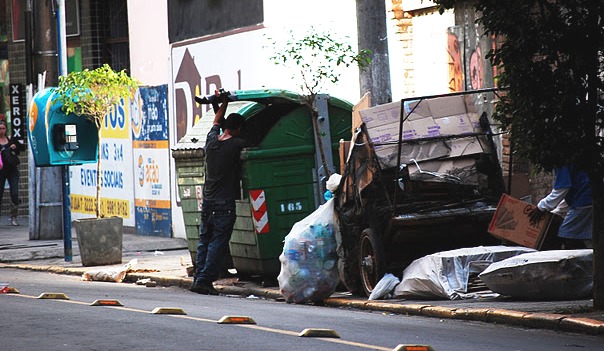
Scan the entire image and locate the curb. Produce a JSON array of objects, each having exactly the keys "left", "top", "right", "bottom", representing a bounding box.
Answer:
[
  {"left": 3, "top": 262, "right": 604, "bottom": 335},
  {"left": 323, "top": 296, "right": 604, "bottom": 335}
]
